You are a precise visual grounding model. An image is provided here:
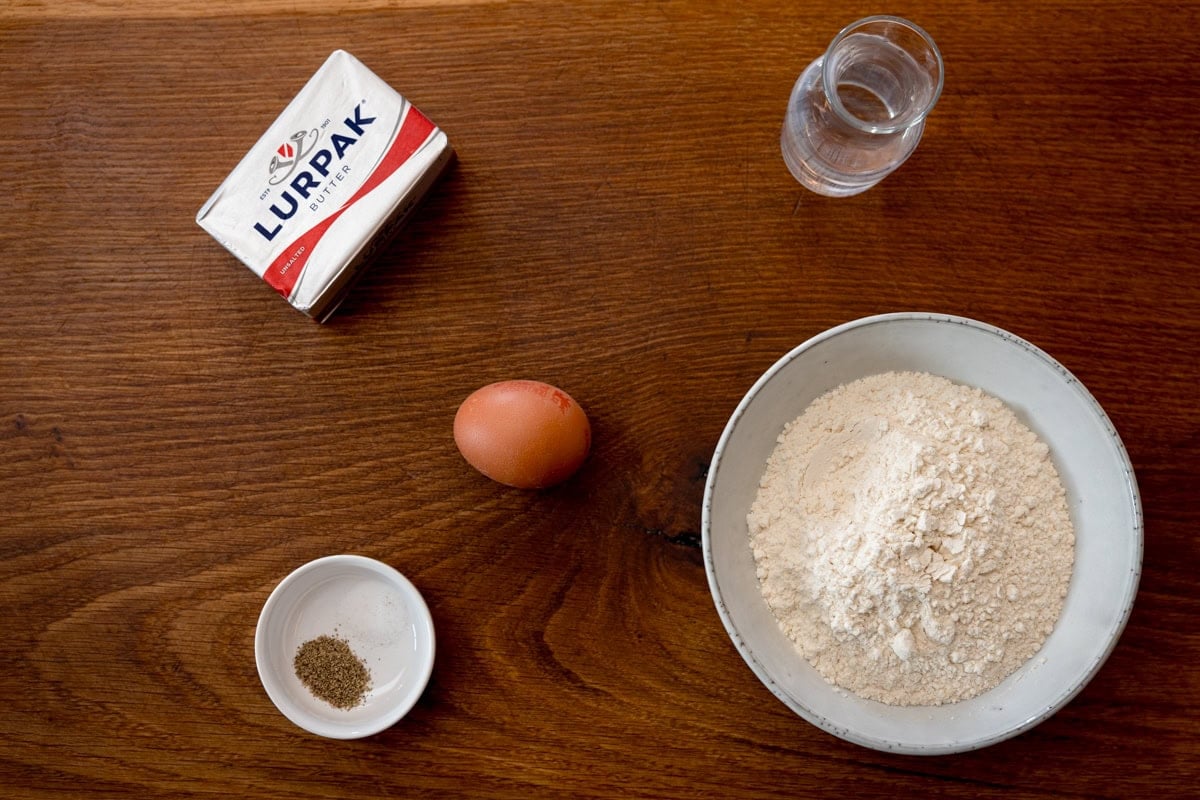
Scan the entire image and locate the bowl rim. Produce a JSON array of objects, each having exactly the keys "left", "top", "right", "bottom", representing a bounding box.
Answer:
[
  {"left": 254, "top": 554, "right": 436, "bottom": 739},
  {"left": 701, "top": 312, "right": 1143, "bottom": 754}
]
